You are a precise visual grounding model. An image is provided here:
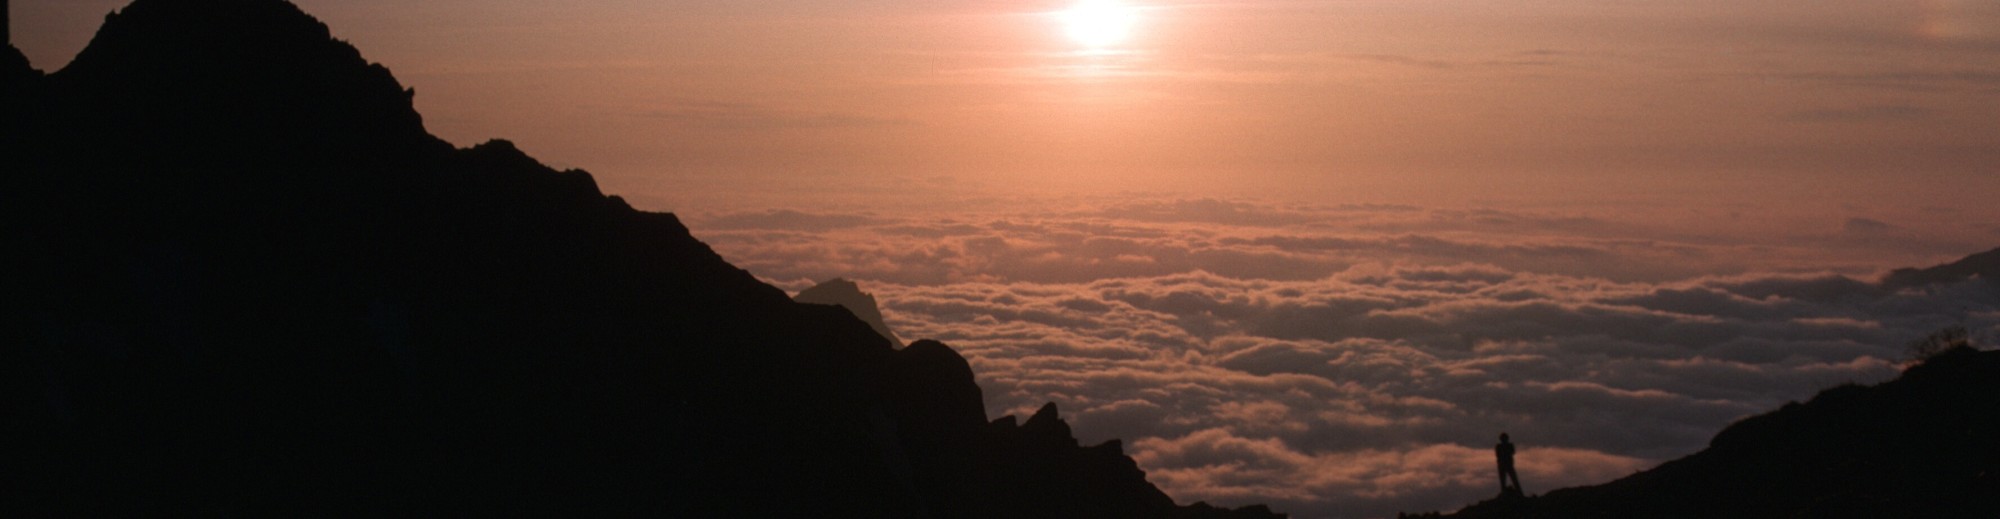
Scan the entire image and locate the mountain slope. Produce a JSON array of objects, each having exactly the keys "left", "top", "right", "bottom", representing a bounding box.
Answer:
[
  {"left": 1, "top": 1, "right": 1281, "bottom": 517},
  {"left": 1422, "top": 347, "right": 2000, "bottom": 519},
  {"left": 1883, "top": 246, "right": 2000, "bottom": 290}
]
